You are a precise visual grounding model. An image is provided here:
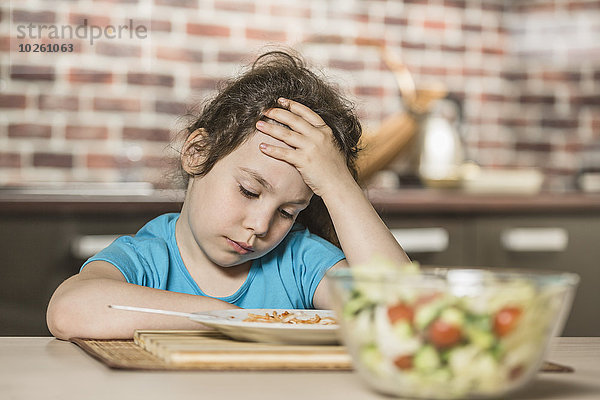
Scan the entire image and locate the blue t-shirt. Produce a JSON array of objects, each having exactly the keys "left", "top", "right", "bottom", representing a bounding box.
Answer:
[{"left": 82, "top": 213, "right": 345, "bottom": 309}]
